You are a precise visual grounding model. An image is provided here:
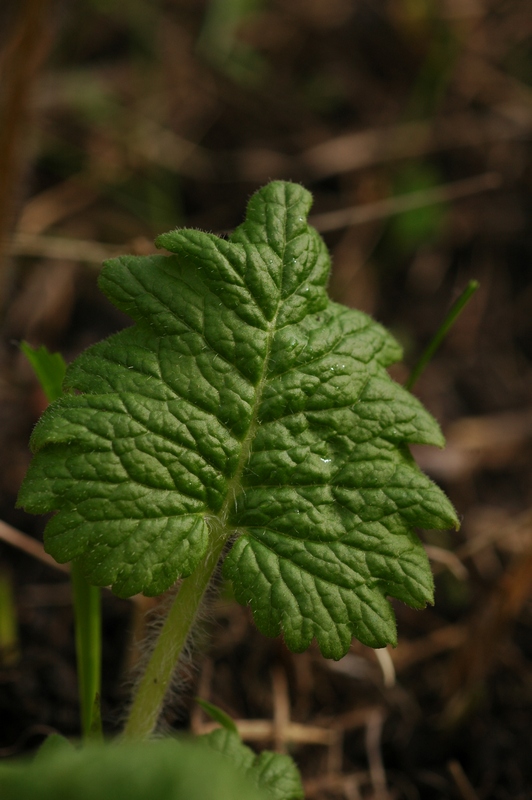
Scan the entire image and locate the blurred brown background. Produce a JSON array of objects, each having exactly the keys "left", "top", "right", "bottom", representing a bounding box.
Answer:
[{"left": 1, "top": 1, "right": 532, "bottom": 798}]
